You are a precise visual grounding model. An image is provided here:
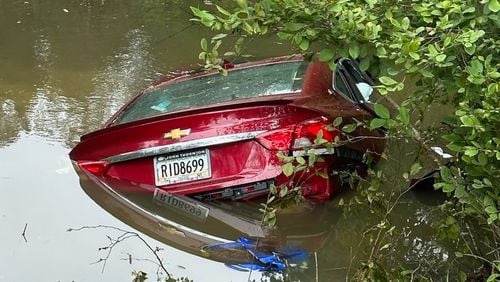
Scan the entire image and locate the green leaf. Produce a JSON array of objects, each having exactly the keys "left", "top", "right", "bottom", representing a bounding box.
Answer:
[
  {"left": 270, "top": 184, "right": 277, "bottom": 195},
  {"left": 200, "top": 38, "right": 208, "bottom": 51},
  {"left": 277, "top": 32, "right": 291, "bottom": 40},
  {"left": 435, "top": 54, "right": 446, "bottom": 62},
  {"left": 266, "top": 195, "right": 275, "bottom": 204},
  {"left": 409, "top": 40, "right": 420, "bottom": 52},
  {"left": 385, "top": 9, "right": 393, "bottom": 19},
  {"left": 410, "top": 162, "right": 422, "bottom": 176},
  {"left": 376, "top": 46, "right": 387, "bottom": 56},
  {"left": 483, "top": 178, "right": 492, "bottom": 187},
  {"left": 420, "top": 69, "right": 434, "bottom": 78},
  {"left": 379, "top": 76, "right": 398, "bottom": 86},
  {"left": 401, "top": 17, "right": 410, "bottom": 30},
  {"left": 399, "top": 106, "right": 410, "bottom": 125},
  {"left": 296, "top": 156, "right": 306, "bottom": 165},
  {"left": 427, "top": 44, "right": 438, "bottom": 55},
  {"left": 459, "top": 271, "right": 467, "bottom": 282},
  {"left": 359, "top": 56, "right": 370, "bottom": 71},
  {"left": 455, "top": 185, "right": 465, "bottom": 198},
  {"left": 285, "top": 22, "right": 306, "bottom": 31},
  {"left": 333, "top": 117, "right": 342, "bottom": 127},
  {"left": 299, "top": 38, "right": 310, "bottom": 51},
  {"left": 319, "top": 48, "right": 335, "bottom": 62},
  {"left": 349, "top": 44, "right": 360, "bottom": 59},
  {"left": 464, "top": 147, "right": 478, "bottom": 157},
  {"left": 216, "top": 5, "right": 231, "bottom": 16},
  {"left": 236, "top": 0, "right": 248, "bottom": 9},
  {"left": 487, "top": 214, "right": 498, "bottom": 224},
  {"left": 308, "top": 152, "right": 317, "bottom": 166},
  {"left": 370, "top": 118, "right": 386, "bottom": 129},
  {"left": 279, "top": 185, "right": 288, "bottom": 197},
  {"left": 190, "top": 7, "right": 215, "bottom": 23},
  {"left": 440, "top": 166, "right": 453, "bottom": 182},
  {"left": 211, "top": 33, "right": 227, "bottom": 41},
  {"left": 282, "top": 163, "right": 294, "bottom": 177},
  {"left": 478, "top": 153, "right": 488, "bottom": 166},
  {"left": 447, "top": 143, "right": 463, "bottom": 152},
  {"left": 485, "top": 206, "right": 497, "bottom": 214},
  {"left": 484, "top": 196, "right": 494, "bottom": 207},
  {"left": 460, "top": 116, "right": 475, "bottom": 127},
  {"left": 442, "top": 183, "right": 455, "bottom": 193},
  {"left": 315, "top": 129, "right": 324, "bottom": 142},
  {"left": 488, "top": 0, "right": 500, "bottom": 12},
  {"left": 328, "top": 60, "right": 337, "bottom": 70},
  {"left": 342, "top": 123, "right": 357, "bottom": 133},
  {"left": 487, "top": 274, "right": 500, "bottom": 282},
  {"left": 317, "top": 171, "right": 329, "bottom": 179},
  {"left": 374, "top": 104, "right": 390, "bottom": 119},
  {"left": 470, "top": 59, "right": 483, "bottom": 75},
  {"left": 409, "top": 52, "right": 420, "bottom": 60}
]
